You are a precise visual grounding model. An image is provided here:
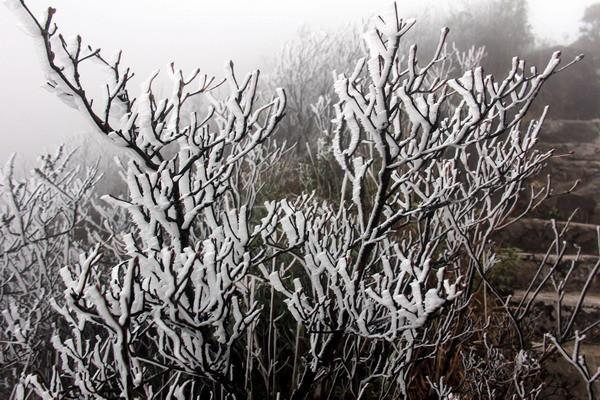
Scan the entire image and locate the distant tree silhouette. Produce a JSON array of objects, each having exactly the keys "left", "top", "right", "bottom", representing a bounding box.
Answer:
[
  {"left": 580, "top": 3, "right": 600, "bottom": 45},
  {"left": 576, "top": 3, "right": 600, "bottom": 78},
  {"left": 536, "top": 2, "right": 600, "bottom": 120},
  {"left": 448, "top": 0, "right": 533, "bottom": 75}
]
